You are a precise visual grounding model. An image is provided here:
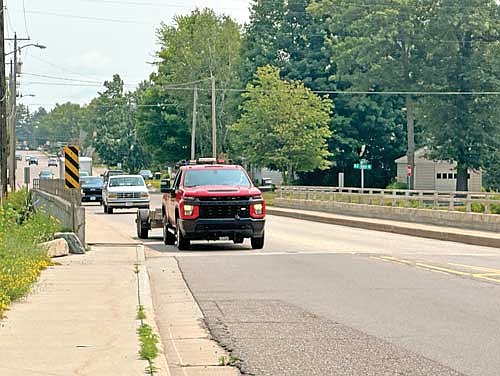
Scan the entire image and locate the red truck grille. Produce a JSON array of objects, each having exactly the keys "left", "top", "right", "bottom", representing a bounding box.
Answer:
[{"left": 198, "top": 205, "right": 251, "bottom": 219}]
